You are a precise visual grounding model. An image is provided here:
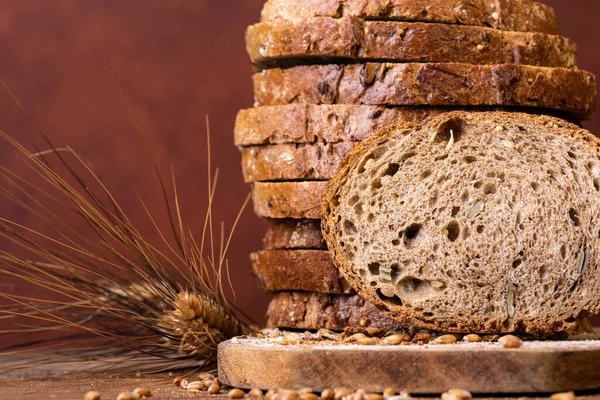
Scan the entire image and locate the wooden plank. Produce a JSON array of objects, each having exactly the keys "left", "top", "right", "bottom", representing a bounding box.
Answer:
[
  {"left": 218, "top": 331, "right": 600, "bottom": 394},
  {"left": 0, "top": 361, "right": 598, "bottom": 399},
  {"left": 1, "top": 331, "right": 600, "bottom": 399}
]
